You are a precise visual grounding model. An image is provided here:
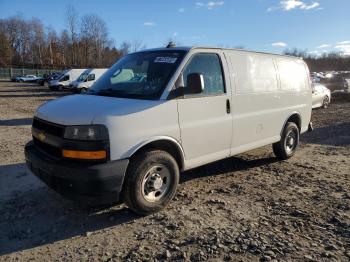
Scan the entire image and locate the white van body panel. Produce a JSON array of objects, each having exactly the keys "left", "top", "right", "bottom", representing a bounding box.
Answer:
[
  {"left": 93, "top": 99, "right": 180, "bottom": 161},
  {"left": 69, "top": 69, "right": 93, "bottom": 89},
  {"left": 49, "top": 69, "right": 87, "bottom": 88},
  {"left": 226, "top": 51, "right": 311, "bottom": 155},
  {"left": 70, "top": 68, "right": 108, "bottom": 90},
  {"left": 36, "top": 47, "right": 312, "bottom": 171},
  {"left": 35, "top": 95, "right": 182, "bottom": 161}
]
